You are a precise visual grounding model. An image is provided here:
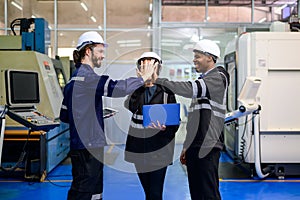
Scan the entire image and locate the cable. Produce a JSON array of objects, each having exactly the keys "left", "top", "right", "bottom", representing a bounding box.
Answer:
[
  {"left": 0, "top": 128, "right": 32, "bottom": 173},
  {"left": 232, "top": 114, "right": 256, "bottom": 166},
  {"left": 44, "top": 174, "right": 72, "bottom": 188},
  {"left": 45, "top": 176, "right": 72, "bottom": 188},
  {"left": 10, "top": 18, "right": 22, "bottom": 35}
]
